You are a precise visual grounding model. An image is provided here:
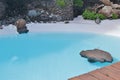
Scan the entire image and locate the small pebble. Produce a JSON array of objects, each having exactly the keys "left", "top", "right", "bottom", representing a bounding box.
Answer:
[{"left": 64, "top": 21, "right": 69, "bottom": 24}]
